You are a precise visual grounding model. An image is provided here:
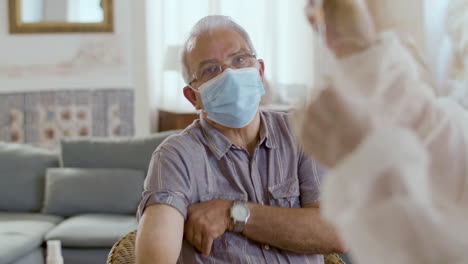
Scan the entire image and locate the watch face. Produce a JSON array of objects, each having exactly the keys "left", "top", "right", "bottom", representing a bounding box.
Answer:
[{"left": 232, "top": 204, "right": 249, "bottom": 220}]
